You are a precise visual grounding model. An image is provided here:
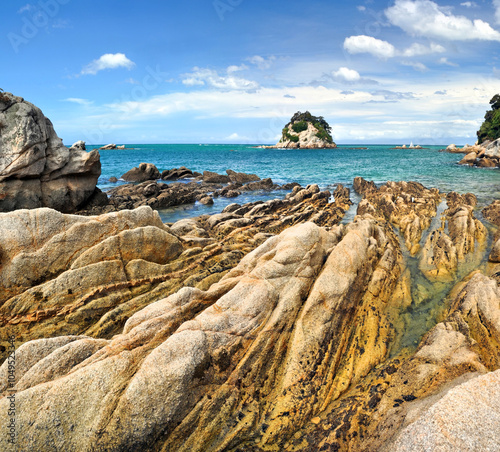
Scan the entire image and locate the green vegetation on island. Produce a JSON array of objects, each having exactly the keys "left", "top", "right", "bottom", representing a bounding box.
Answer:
[
  {"left": 477, "top": 94, "right": 500, "bottom": 144},
  {"left": 281, "top": 111, "right": 334, "bottom": 144}
]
